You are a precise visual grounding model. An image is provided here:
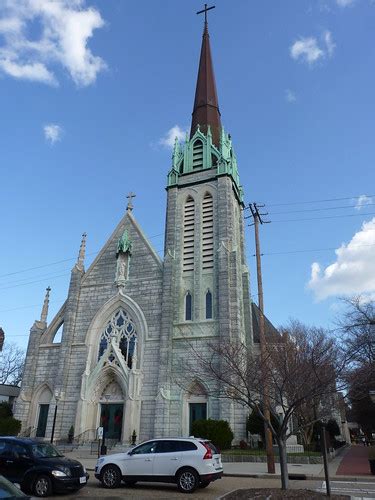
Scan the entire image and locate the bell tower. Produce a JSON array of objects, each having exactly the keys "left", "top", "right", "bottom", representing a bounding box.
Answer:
[{"left": 155, "top": 7, "right": 253, "bottom": 439}]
